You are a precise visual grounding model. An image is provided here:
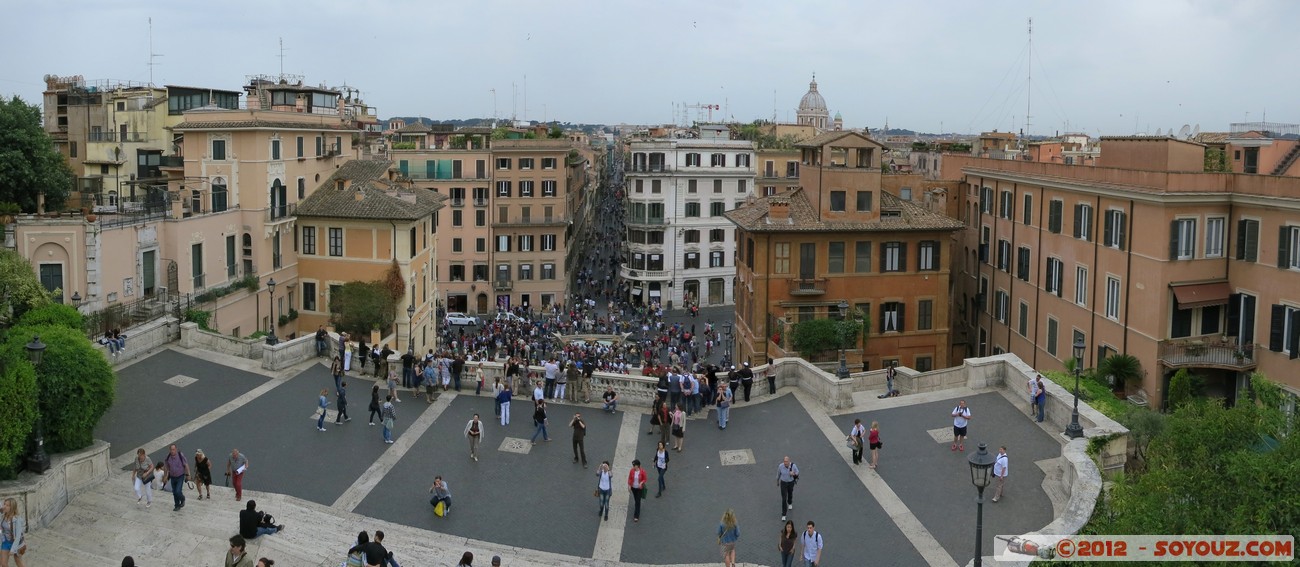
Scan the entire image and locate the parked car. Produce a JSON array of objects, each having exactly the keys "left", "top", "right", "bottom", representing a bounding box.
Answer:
[
  {"left": 496, "top": 311, "right": 527, "bottom": 323},
  {"left": 445, "top": 312, "right": 480, "bottom": 326}
]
